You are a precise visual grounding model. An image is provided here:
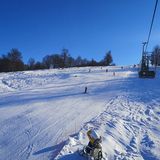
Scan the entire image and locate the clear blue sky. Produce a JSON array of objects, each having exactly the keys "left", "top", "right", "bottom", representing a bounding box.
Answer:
[{"left": 0, "top": 0, "right": 160, "bottom": 65}]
